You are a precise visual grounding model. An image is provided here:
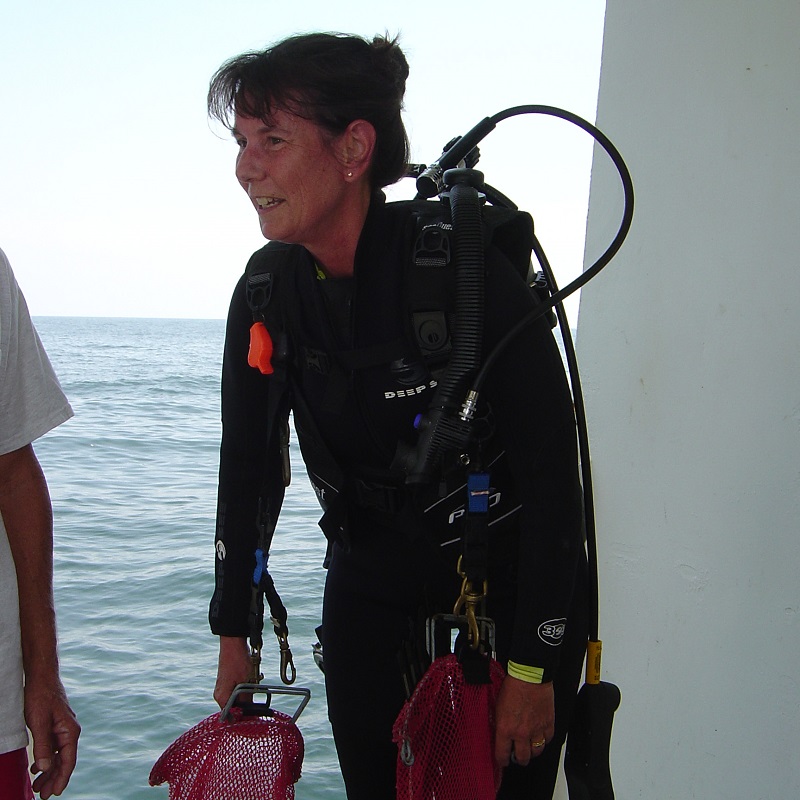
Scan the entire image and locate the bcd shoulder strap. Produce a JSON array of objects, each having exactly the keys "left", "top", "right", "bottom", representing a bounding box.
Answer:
[{"left": 245, "top": 240, "right": 297, "bottom": 327}]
